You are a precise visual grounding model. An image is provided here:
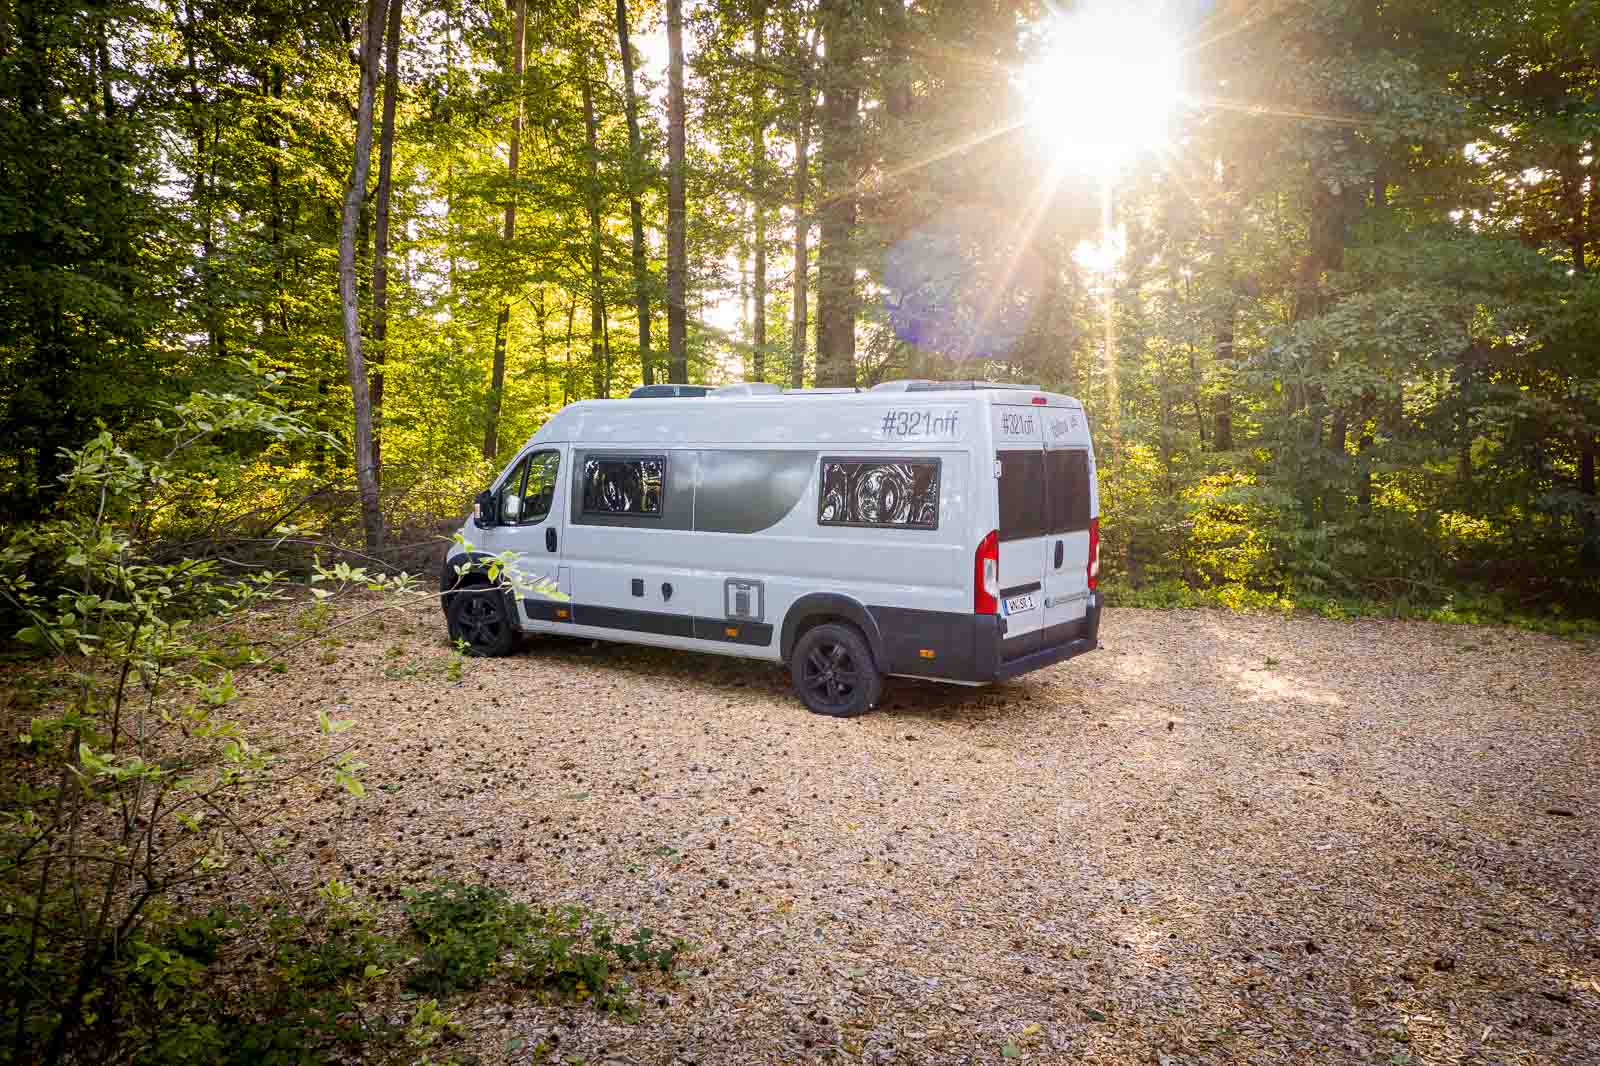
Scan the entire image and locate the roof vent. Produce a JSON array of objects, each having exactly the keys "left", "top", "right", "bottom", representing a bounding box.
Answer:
[
  {"left": 870, "top": 379, "right": 1039, "bottom": 393},
  {"left": 709, "top": 382, "right": 784, "bottom": 398}
]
